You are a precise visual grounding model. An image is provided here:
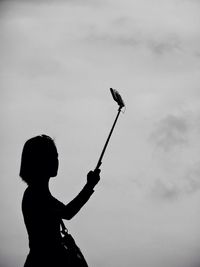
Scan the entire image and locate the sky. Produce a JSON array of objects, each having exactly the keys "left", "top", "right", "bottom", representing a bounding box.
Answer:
[{"left": 0, "top": 0, "right": 200, "bottom": 266}]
